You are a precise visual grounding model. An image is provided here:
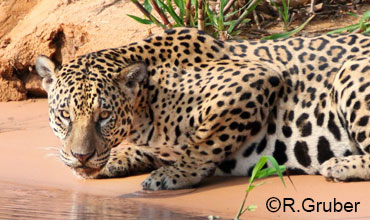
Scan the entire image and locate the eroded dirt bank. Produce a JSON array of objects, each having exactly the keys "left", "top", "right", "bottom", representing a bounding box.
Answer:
[{"left": 0, "top": 0, "right": 162, "bottom": 101}]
